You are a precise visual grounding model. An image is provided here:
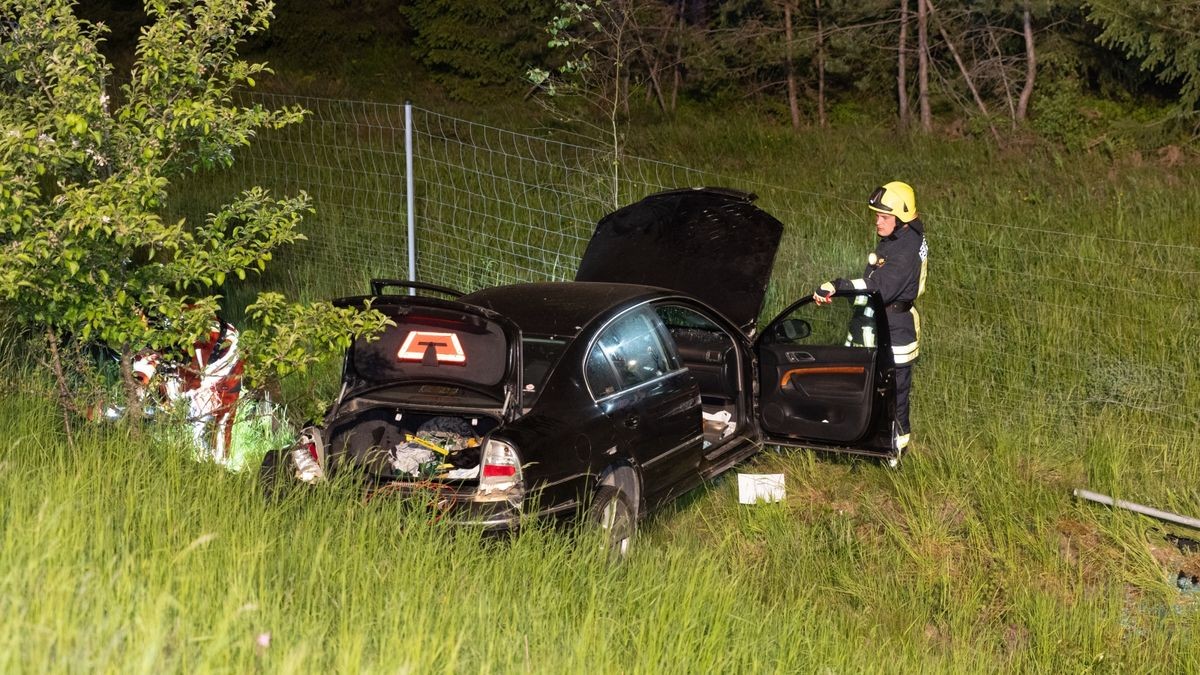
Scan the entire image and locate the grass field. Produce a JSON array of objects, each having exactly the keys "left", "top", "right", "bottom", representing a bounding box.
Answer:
[{"left": 2, "top": 104, "right": 1200, "bottom": 672}]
